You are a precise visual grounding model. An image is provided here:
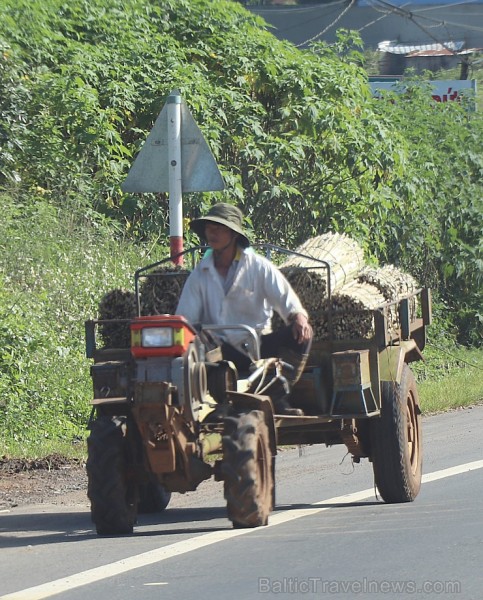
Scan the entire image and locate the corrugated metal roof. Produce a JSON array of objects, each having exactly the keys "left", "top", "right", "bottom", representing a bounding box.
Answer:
[
  {"left": 378, "top": 40, "right": 465, "bottom": 54},
  {"left": 407, "top": 48, "right": 478, "bottom": 57}
]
